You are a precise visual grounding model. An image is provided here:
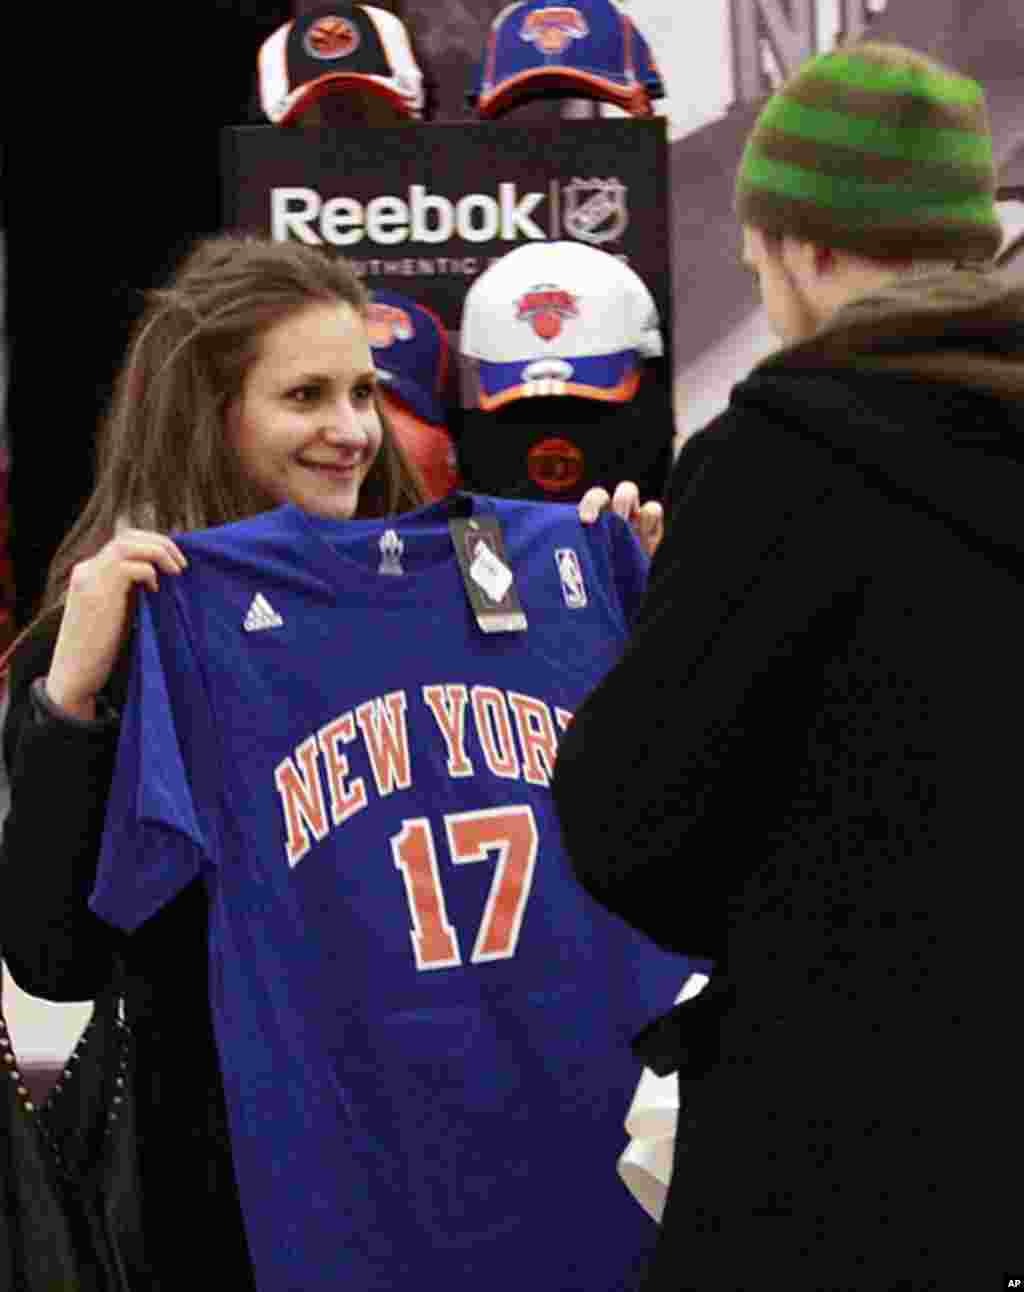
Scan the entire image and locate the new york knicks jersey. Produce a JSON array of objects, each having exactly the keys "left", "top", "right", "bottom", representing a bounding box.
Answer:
[{"left": 92, "top": 494, "right": 690, "bottom": 1292}]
